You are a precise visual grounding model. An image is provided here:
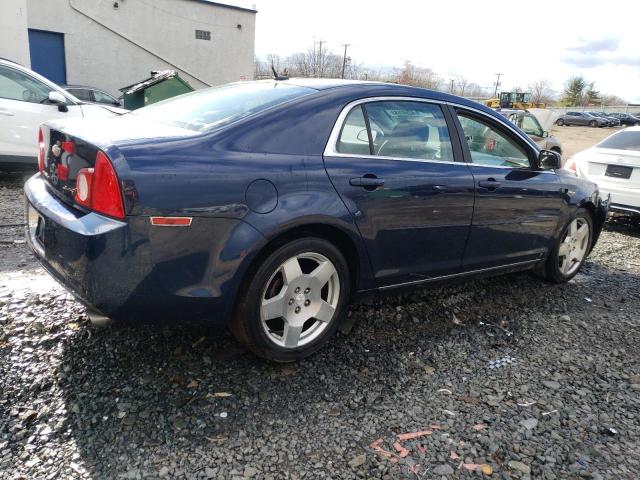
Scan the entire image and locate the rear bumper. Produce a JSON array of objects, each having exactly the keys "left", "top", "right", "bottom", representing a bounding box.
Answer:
[
  {"left": 590, "top": 193, "right": 610, "bottom": 252},
  {"left": 597, "top": 186, "right": 640, "bottom": 213},
  {"left": 610, "top": 203, "right": 640, "bottom": 216},
  {"left": 24, "top": 174, "right": 252, "bottom": 324}
]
